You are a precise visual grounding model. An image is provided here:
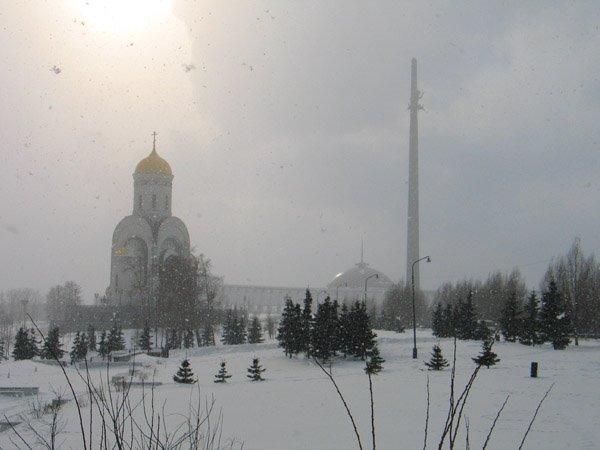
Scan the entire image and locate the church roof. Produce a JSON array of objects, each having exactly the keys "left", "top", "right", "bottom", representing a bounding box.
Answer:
[{"left": 135, "top": 147, "right": 172, "bottom": 175}]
